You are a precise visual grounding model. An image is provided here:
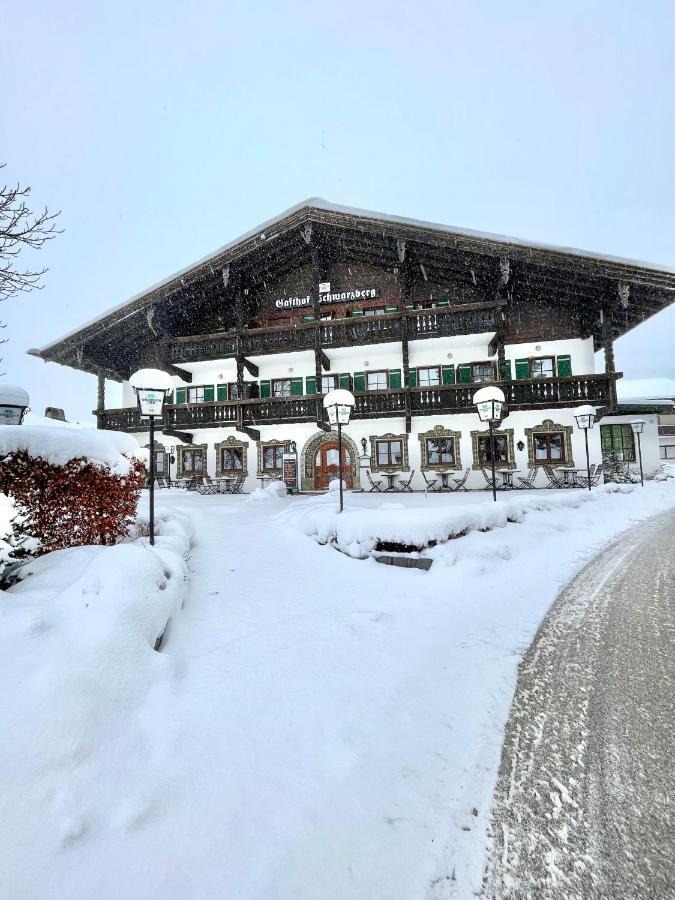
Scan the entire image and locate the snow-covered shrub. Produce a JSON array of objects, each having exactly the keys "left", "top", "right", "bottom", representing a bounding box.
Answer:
[
  {"left": 601, "top": 448, "right": 640, "bottom": 484},
  {"left": 248, "top": 480, "right": 288, "bottom": 502},
  {"left": 0, "top": 450, "right": 146, "bottom": 555}
]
